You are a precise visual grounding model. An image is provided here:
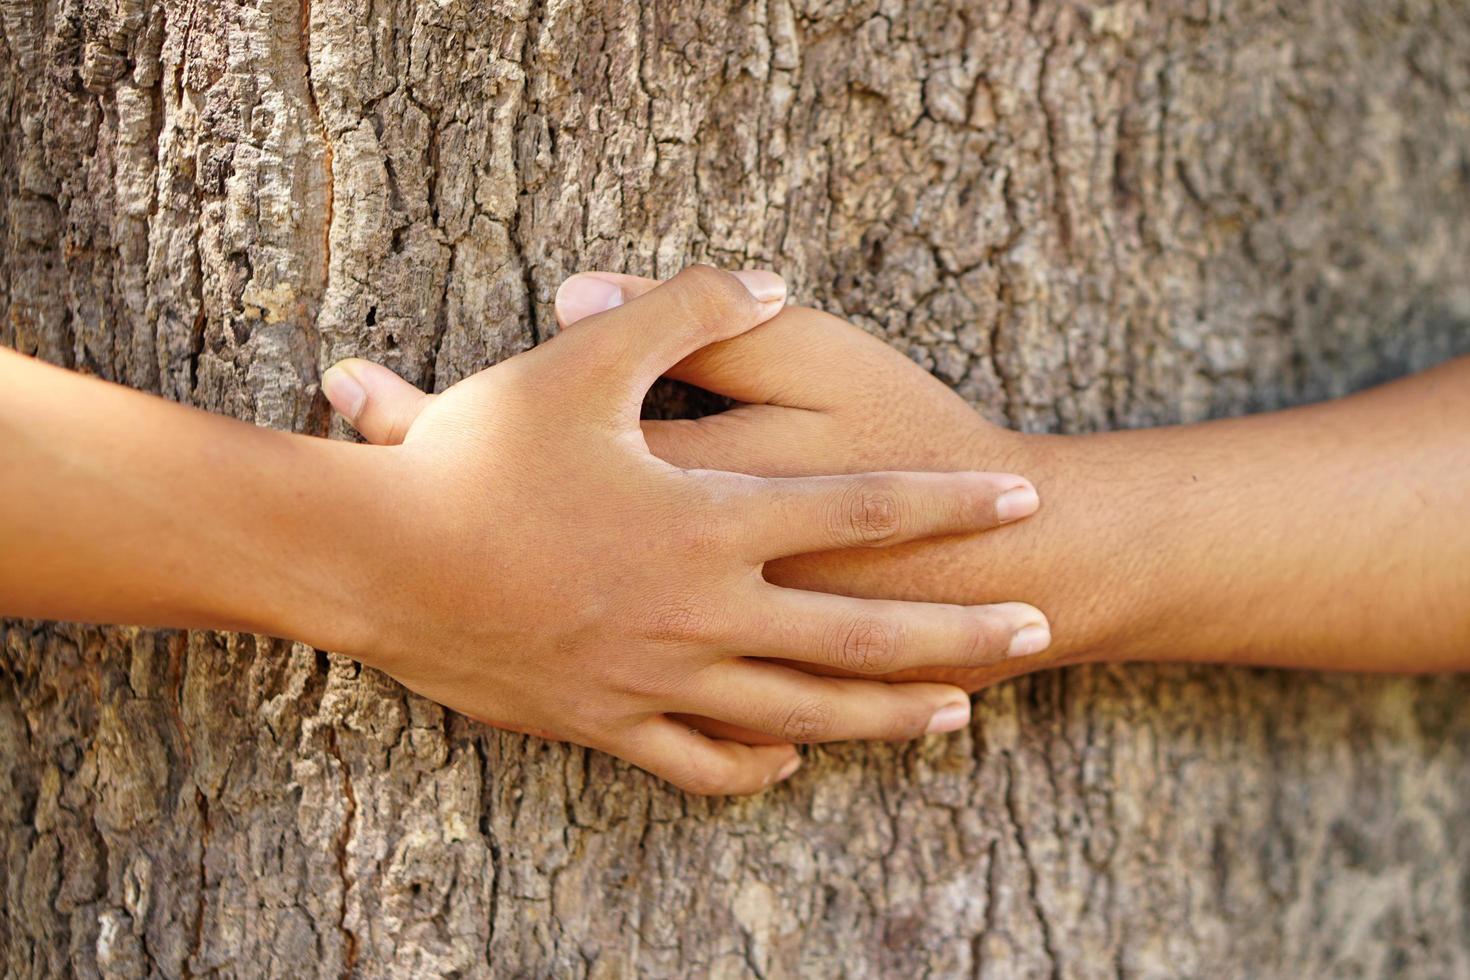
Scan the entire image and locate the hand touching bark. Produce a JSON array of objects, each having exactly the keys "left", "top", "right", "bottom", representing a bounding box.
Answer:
[
  {"left": 551, "top": 272, "right": 1470, "bottom": 689},
  {"left": 547, "top": 272, "right": 1052, "bottom": 695},
  {"left": 316, "top": 266, "right": 1053, "bottom": 792}
]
